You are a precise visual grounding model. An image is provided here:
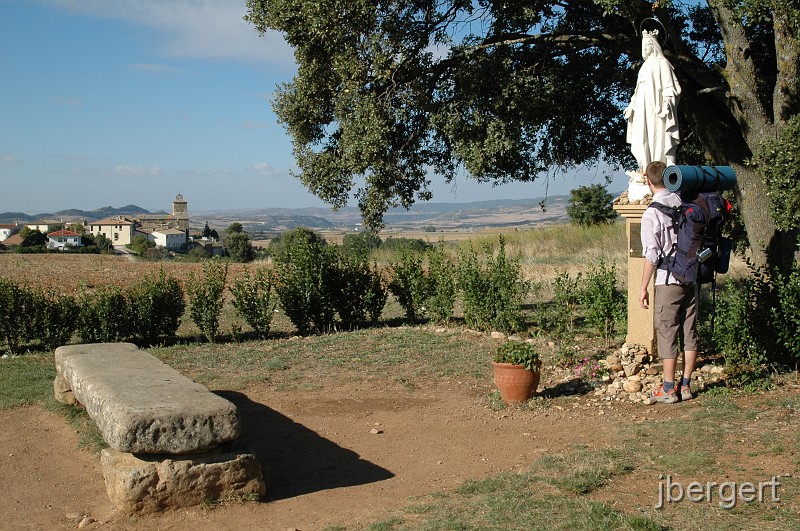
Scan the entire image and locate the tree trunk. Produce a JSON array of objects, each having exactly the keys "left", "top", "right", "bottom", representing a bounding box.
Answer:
[{"left": 673, "top": 0, "right": 797, "bottom": 269}]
